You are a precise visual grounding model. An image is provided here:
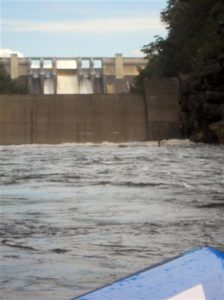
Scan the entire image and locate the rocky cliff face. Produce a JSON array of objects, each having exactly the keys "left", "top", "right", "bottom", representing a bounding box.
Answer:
[{"left": 179, "top": 54, "right": 224, "bottom": 144}]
